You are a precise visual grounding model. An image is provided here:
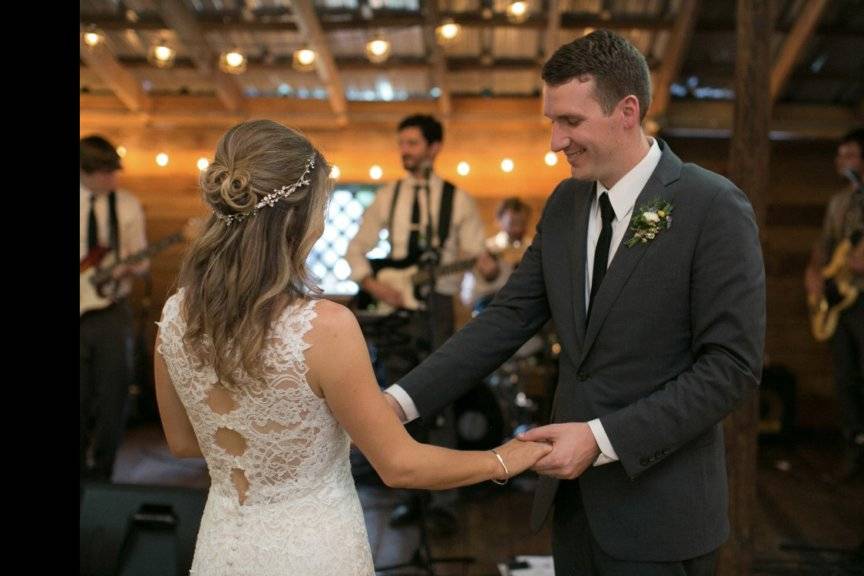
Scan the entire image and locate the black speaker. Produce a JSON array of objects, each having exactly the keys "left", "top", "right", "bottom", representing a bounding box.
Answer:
[{"left": 80, "top": 483, "right": 207, "bottom": 576}]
